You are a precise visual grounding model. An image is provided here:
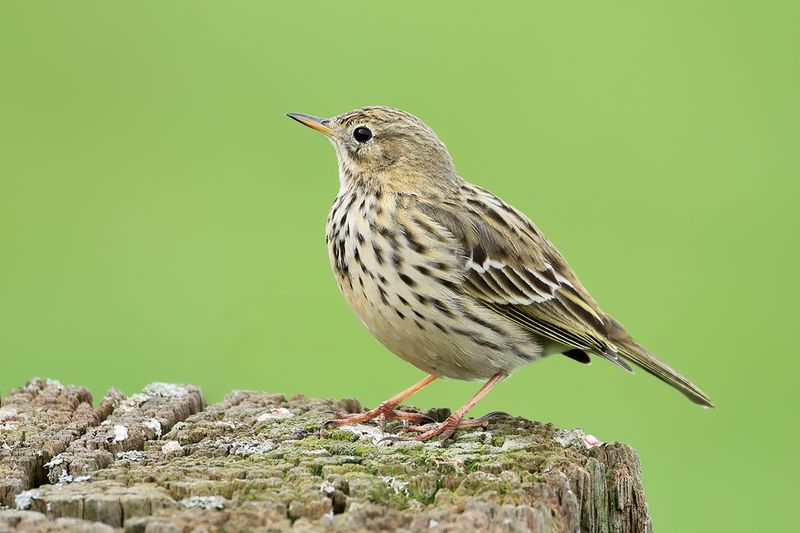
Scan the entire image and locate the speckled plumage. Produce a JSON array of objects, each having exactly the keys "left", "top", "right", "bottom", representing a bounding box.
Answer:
[
  {"left": 289, "top": 106, "right": 713, "bottom": 440},
  {"left": 326, "top": 181, "right": 543, "bottom": 380}
]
